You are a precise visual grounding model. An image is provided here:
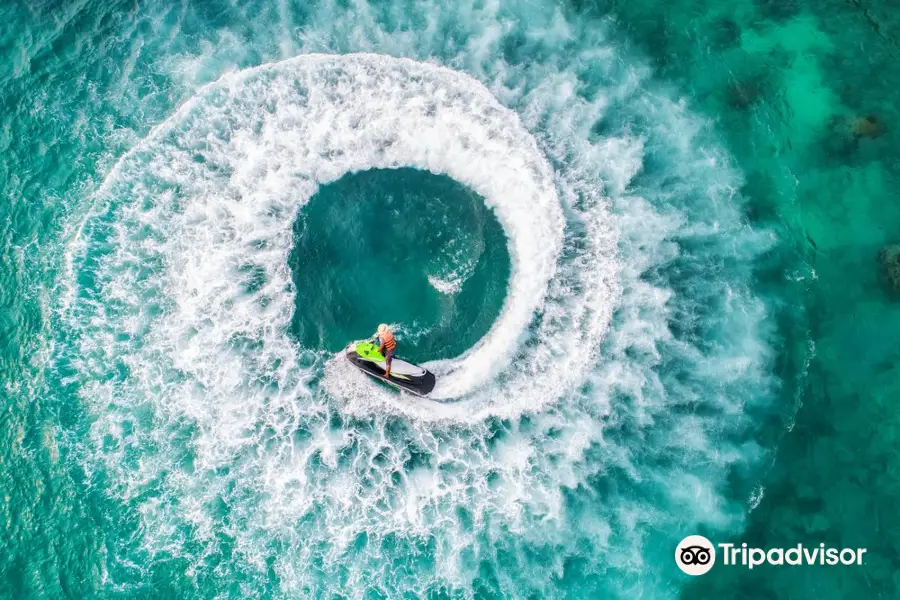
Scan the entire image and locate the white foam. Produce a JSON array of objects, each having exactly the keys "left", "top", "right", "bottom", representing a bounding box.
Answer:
[{"left": 62, "top": 10, "right": 774, "bottom": 595}]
